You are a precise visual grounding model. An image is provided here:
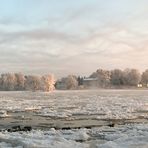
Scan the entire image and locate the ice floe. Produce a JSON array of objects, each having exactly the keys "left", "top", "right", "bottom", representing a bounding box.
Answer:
[
  {"left": 0, "top": 124, "right": 148, "bottom": 148},
  {"left": 0, "top": 90, "right": 147, "bottom": 120}
]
